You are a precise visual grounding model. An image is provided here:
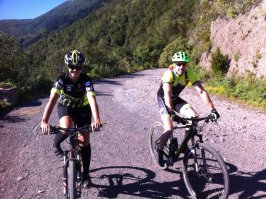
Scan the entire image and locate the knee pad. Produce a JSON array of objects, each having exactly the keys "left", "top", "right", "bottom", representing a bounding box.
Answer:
[{"left": 181, "top": 103, "right": 192, "bottom": 111}]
